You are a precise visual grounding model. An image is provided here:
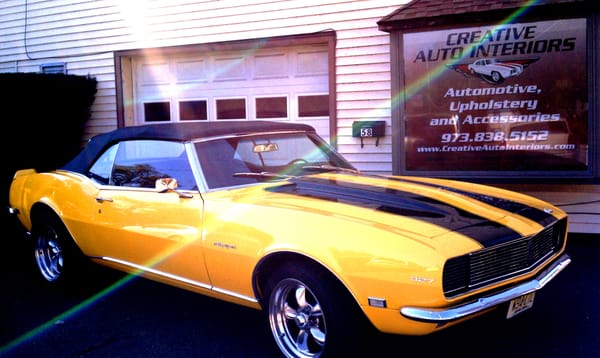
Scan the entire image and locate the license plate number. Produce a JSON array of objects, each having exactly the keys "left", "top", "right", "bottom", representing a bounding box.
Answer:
[{"left": 506, "top": 292, "right": 535, "bottom": 319}]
